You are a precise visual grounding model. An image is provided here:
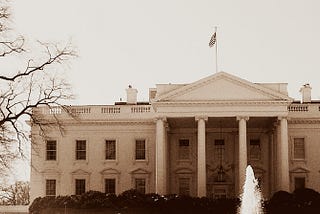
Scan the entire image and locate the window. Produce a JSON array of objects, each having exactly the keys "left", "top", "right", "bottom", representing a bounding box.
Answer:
[
  {"left": 178, "top": 178, "right": 190, "bottom": 196},
  {"left": 46, "top": 140, "right": 57, "bottom": 160},
  {"left": 105, "top": 140, "right": 116, "bottom": 160},
  {"left": 76, "top": 140, "right": 86, "bottom": 160},
  {"left": 45, "top": 179, "right": 56, "bottom": 196},
  {"left": 214, "top": 139, "right": 225, "bottom": 162},
  {"left": 293, "top": 138, "right": 305, "bottom": 159},
  {"left": 249, "top": 139, "right": 261, "bottom": 160},
  {"left": 294, "top": 177, "right": 305, "bottom": 190},
  {"left": 75, "top": 179, "right": 86, "bottom": 195},
  {"left": 105, "top": 179, "right": 116, "bottom": 194},
  {"left": 178, "top": 139, "right": 190, "bottom": 160},
  {"left": 135, "top": 140, "right": 146, "bottom": 160},
  {"left": 135, "top": 178, "right": 146, "bottom": 194}
]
